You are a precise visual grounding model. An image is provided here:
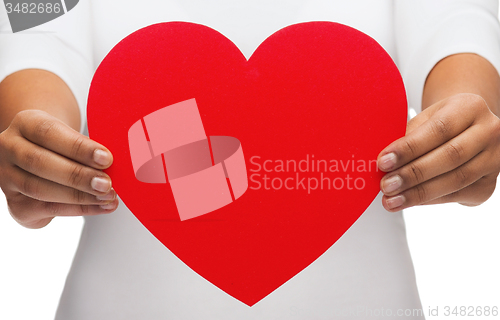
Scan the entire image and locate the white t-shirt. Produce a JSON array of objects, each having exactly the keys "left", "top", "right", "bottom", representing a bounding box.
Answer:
[{"left": 1, "top": 1, "right": 500, "bottom": 319}]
